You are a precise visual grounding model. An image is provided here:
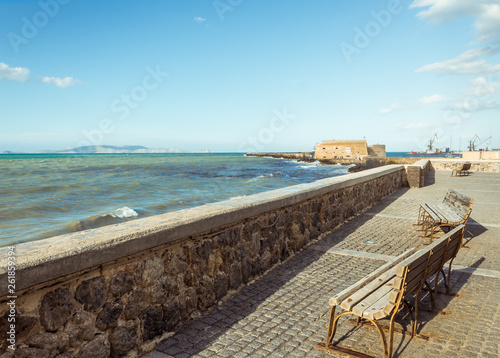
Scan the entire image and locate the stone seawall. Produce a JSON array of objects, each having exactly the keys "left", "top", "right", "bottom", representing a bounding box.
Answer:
[
  {"left": 430, "top": 159, "right": 500, "bottom": 173},
  {"left": 0, "top": 166, "right": 404, "bottom": 357}
]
